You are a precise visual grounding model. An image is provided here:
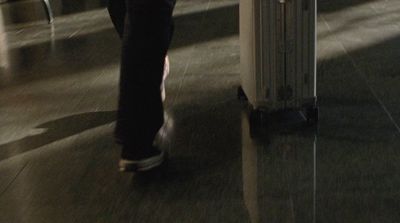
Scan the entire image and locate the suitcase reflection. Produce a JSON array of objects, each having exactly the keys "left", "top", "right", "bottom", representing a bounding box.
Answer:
[{"left": 241, "top": 112, "right": 317, "bottom": 223}]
